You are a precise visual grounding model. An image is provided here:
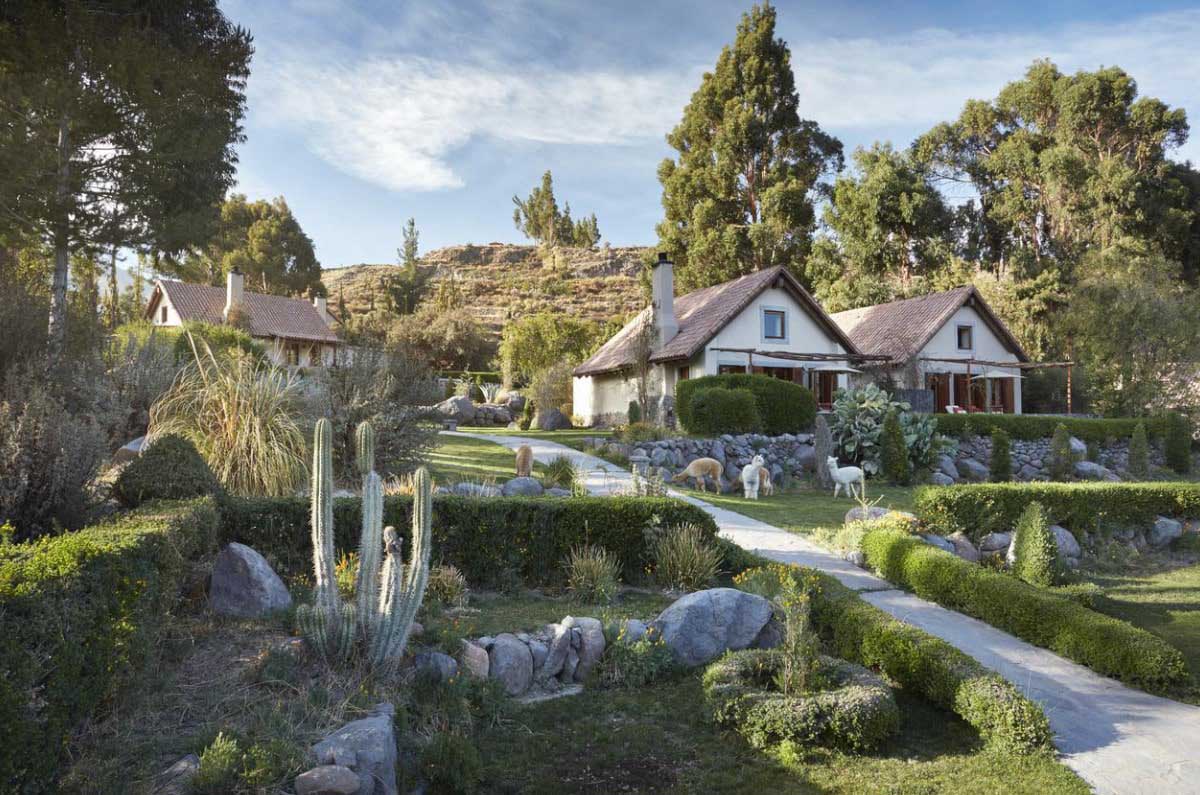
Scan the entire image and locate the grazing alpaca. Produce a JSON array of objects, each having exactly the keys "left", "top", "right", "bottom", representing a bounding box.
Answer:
[
  {"left": 671, "top": 457, "right": 723, "bottom": 492},
  {"left": 741, "top": 455, "right": 766, "bottom": 499},
  {"left": 515, "top": 444, "right": 533, "bottom": 478},
  {"left": 826, "top": 456, "right": 865, "bottom": 499}
]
